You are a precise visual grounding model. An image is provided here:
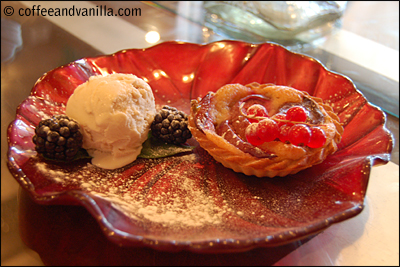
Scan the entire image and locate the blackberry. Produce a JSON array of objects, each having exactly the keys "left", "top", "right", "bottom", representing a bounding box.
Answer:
[
  {"left": 32, "top": 115, "right": 83, "bottom": 161},
  {"left": 151, "top": 106, "right": 192, "bottom": 145}
]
